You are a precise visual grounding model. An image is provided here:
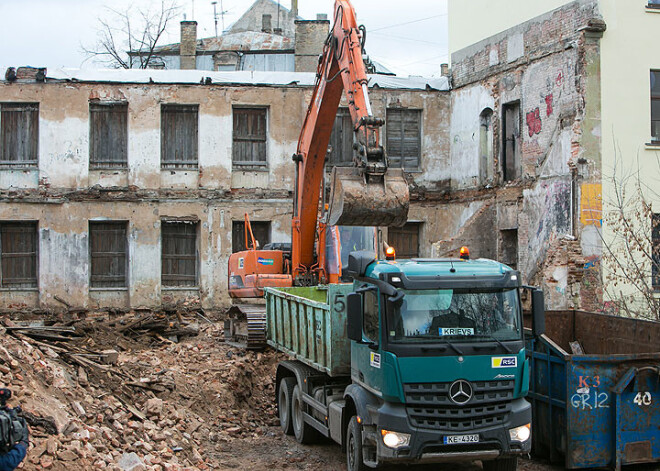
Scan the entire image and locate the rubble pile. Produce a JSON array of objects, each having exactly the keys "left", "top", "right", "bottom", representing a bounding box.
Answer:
[{"left": 0, "top": 310, "right": 285, "bottom": 471}]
